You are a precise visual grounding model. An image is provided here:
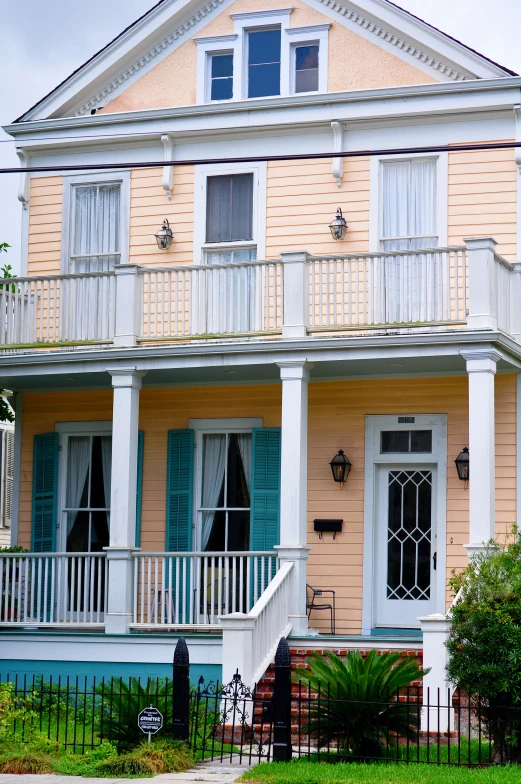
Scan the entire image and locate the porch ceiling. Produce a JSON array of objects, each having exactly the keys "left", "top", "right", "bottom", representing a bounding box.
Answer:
[{"left": 0, "top": 333, "right": 518, "bottom": 392}]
